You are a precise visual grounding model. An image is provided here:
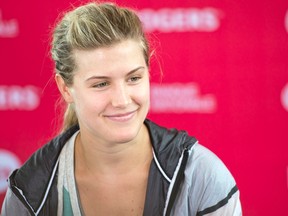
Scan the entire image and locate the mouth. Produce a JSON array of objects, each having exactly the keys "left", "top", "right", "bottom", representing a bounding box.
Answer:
[{"left": 104, "top": 110, "right": 136, "bottom": 122}]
